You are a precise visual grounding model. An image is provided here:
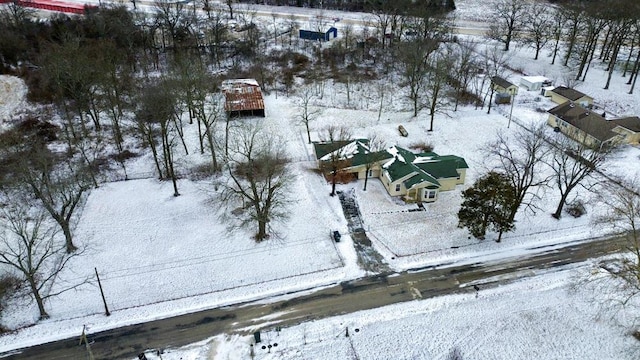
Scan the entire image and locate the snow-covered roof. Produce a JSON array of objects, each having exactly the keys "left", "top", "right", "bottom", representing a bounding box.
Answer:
[
  {"left": 221, "top": 78, "right": 260, "bottom": 89},
  {"left": 520, "top": 76, "right": 550, "bottom": 84}
]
